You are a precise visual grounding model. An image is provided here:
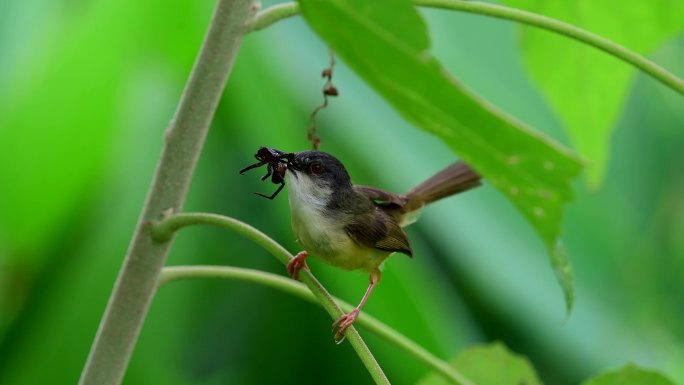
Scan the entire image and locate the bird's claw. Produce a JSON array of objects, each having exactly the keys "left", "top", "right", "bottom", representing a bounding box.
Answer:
[
  {"left": 287, "top": 251, "right": 309, "bottom": 280},
  {"left": 332, "top": 308, "right": 360, "bottom": 344}
]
